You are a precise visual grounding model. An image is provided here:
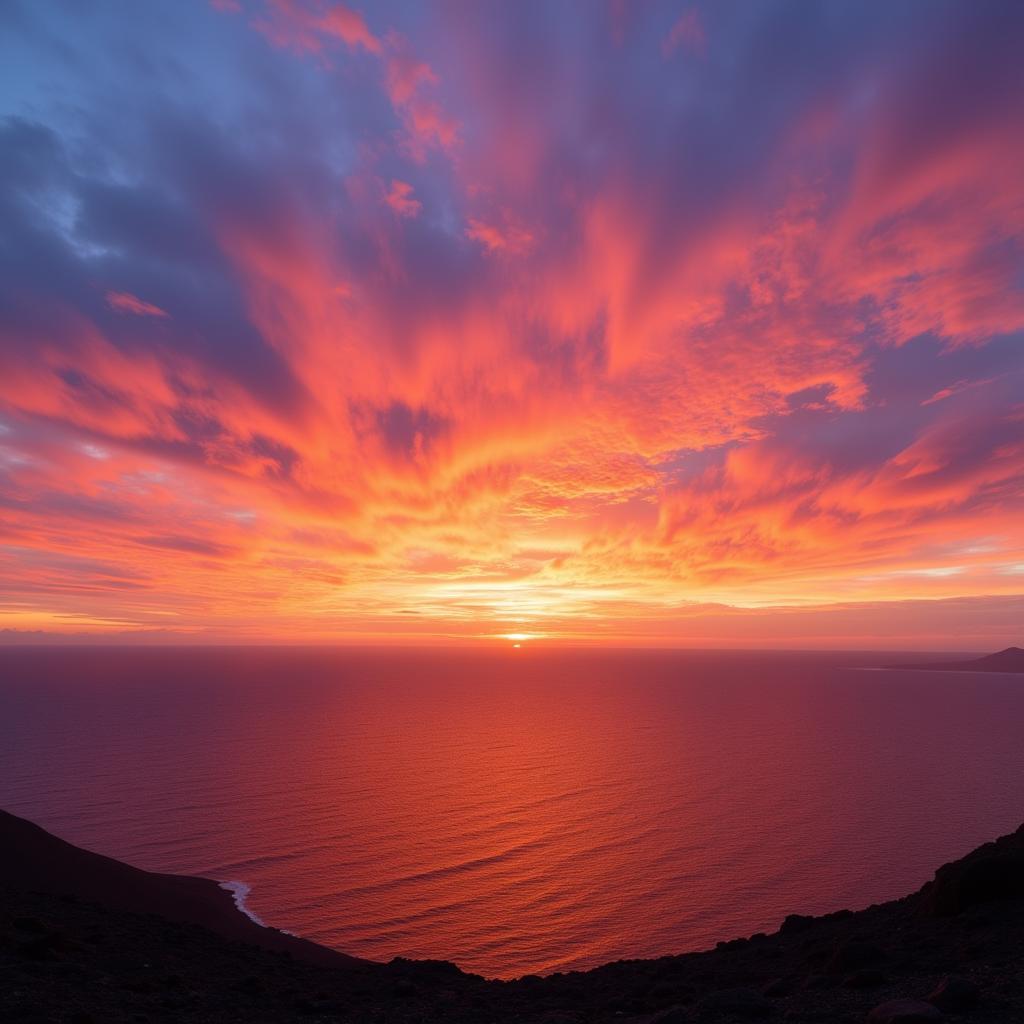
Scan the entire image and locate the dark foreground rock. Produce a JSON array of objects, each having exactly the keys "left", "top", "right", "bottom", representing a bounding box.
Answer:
[
  {"left": 5, "top": 810, "right": 1024, "bottom": 1022},
  {"left": 926, "top": 974, "right": 980, "bottom": 1011},
  {"left": 867, "top": 999, "right": 942, "bottom": 1022}
]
